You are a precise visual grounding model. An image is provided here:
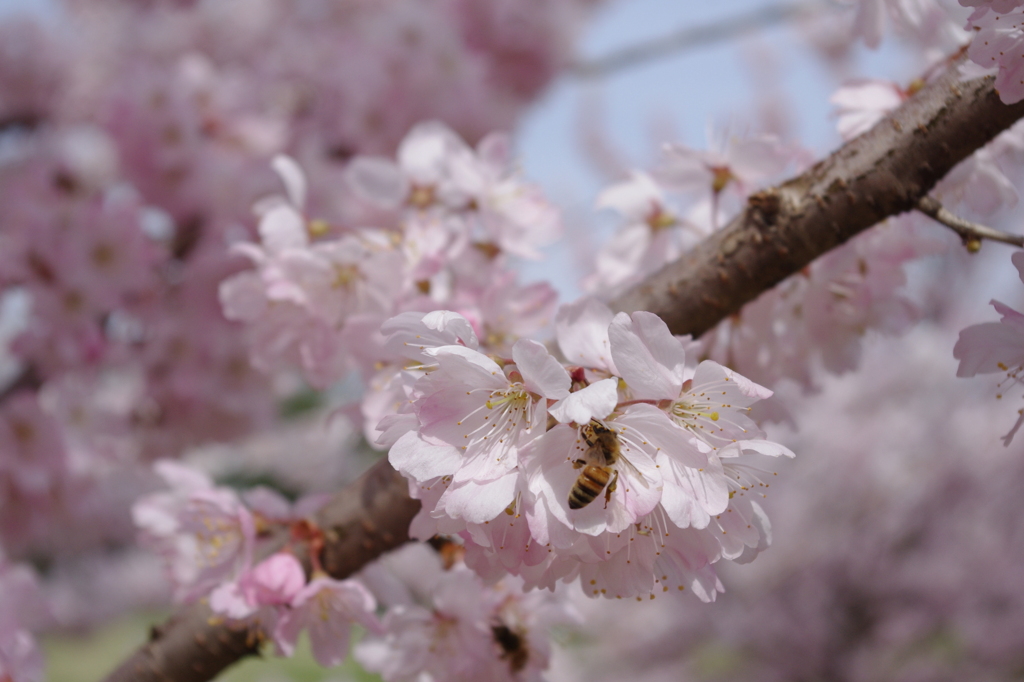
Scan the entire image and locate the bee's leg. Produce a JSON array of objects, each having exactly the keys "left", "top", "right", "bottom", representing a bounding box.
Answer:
[
  {"left": 603, "top": 470, "right": 619, "bottom": 509},
  {"left": 572, "top": 459, "right": 586, "bottom": 469}
]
